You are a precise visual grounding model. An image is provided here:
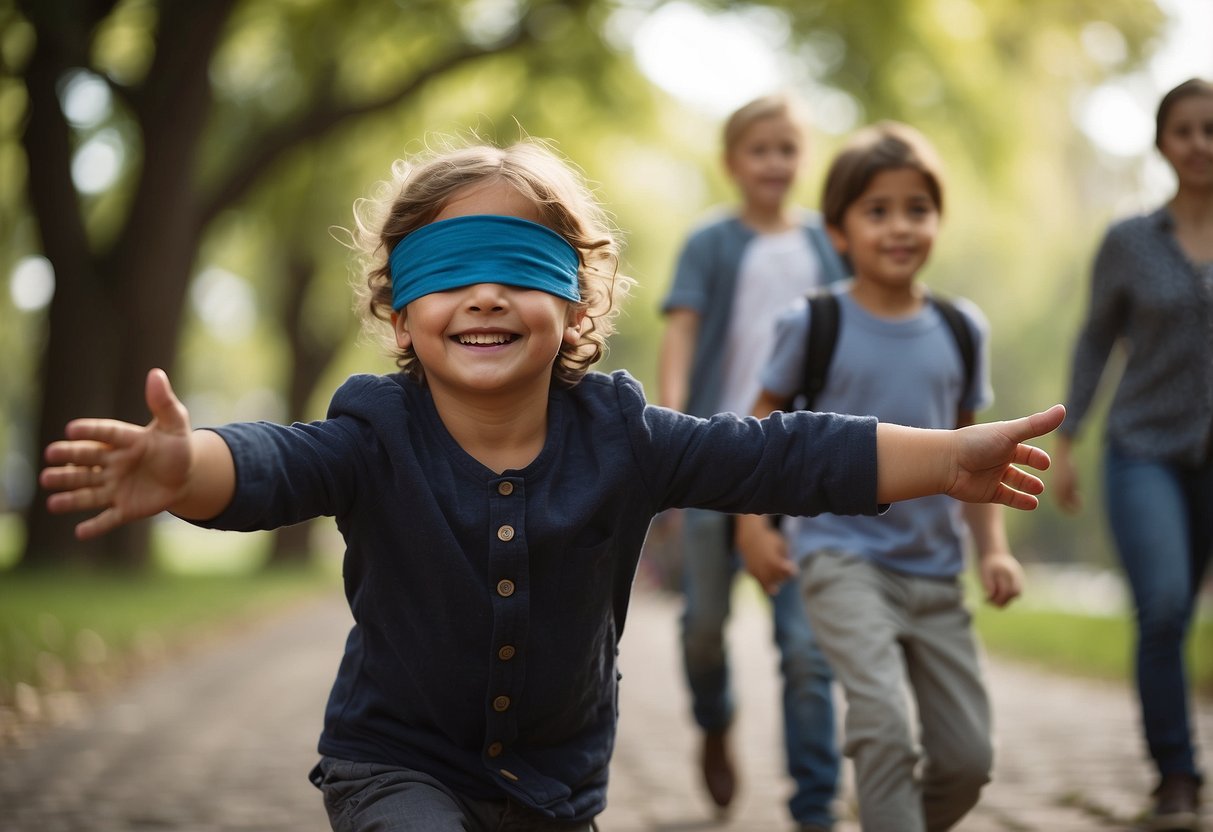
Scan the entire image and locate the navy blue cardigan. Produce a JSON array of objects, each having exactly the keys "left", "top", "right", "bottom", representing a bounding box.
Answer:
[{"left": 197, "top": 369, "right": 878, "bottom": 820}]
